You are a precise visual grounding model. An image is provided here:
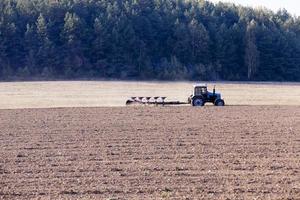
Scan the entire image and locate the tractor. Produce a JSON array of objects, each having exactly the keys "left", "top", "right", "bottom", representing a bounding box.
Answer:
[
  {"left": 126, "top": 84, "right": 225, "bottom": 107},
  {"left": 188, "top": 84, "right": 225, "bottom": 106}
]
